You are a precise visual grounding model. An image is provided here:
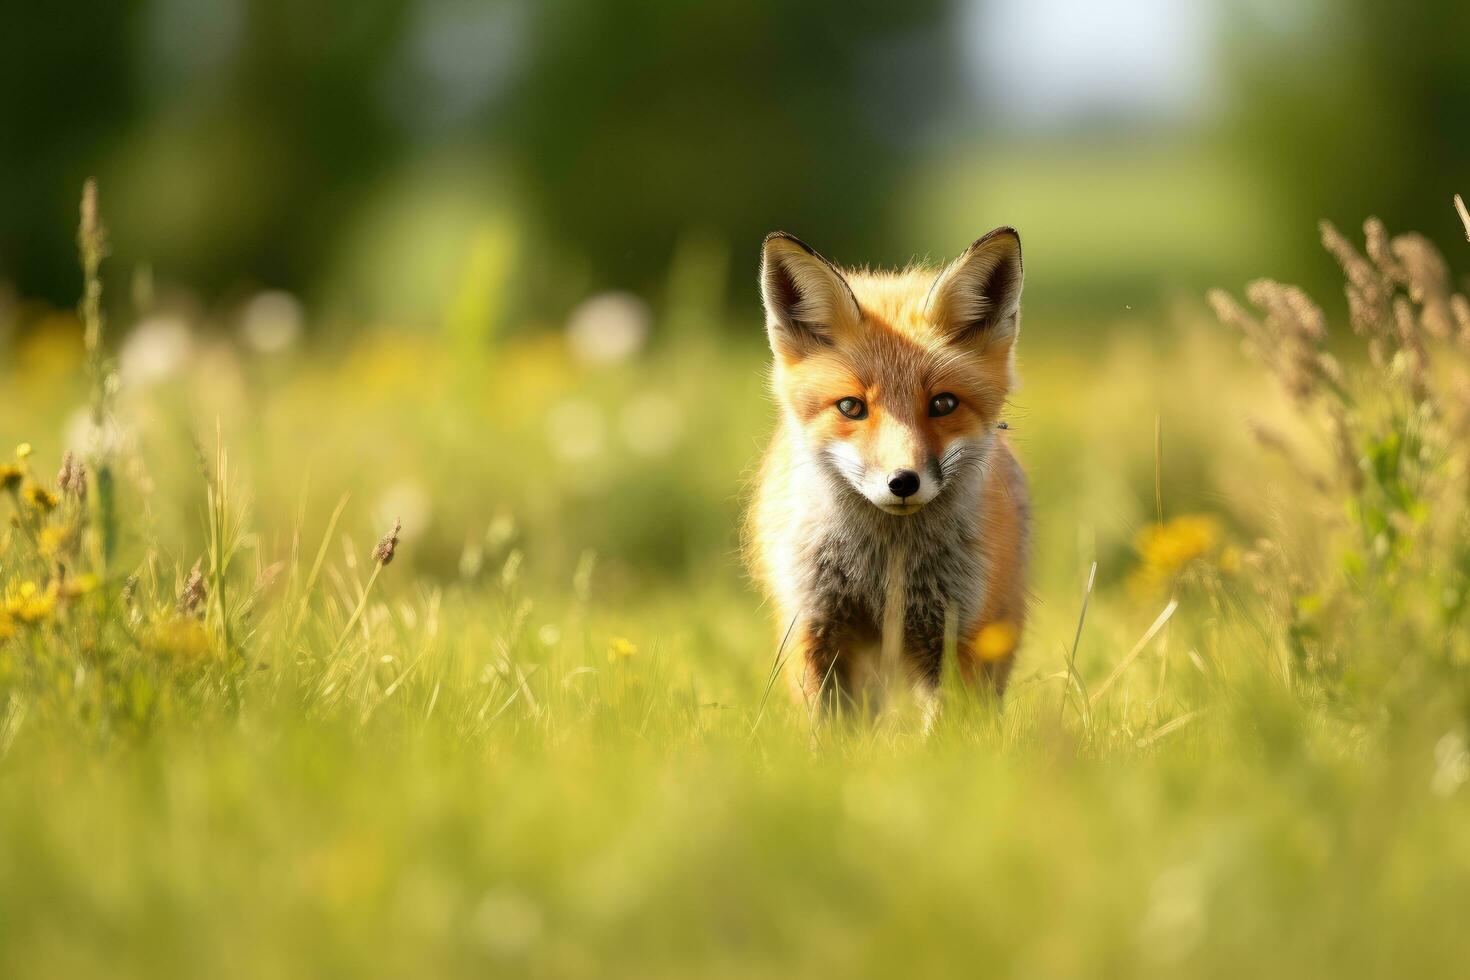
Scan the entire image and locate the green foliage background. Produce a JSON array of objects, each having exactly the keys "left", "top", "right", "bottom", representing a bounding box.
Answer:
[{"left": 5, "top": 2, "right": 1470, "bottom": 977}]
